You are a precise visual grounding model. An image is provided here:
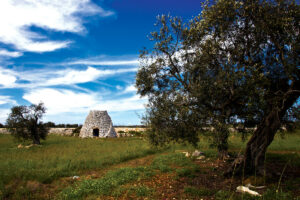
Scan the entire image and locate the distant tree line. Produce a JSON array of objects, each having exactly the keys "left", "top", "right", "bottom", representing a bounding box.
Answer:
[
  {"left": 43, "top": 122, "right": 81, "bottom": 128},
  {"left": 0, "top": 122, "right": 81, "bottom": 128},
  {"left": 113, "top": 125, "right": 147, "bottom": 128}
]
